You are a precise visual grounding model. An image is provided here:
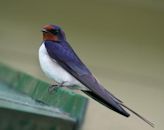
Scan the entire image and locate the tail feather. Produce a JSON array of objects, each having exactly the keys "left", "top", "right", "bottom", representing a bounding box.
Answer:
[
  {"left": 102, "top": 87, "right": 155, "bottom": 127},
  {"left": 82, "top": 90, "right": 130, "bottom": 117},
  {"left": 120, "top": 103, "right": 155, "bottom": 127},
  {"left": 82, "top": 90, "right": 154, "bottom": 127}
]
